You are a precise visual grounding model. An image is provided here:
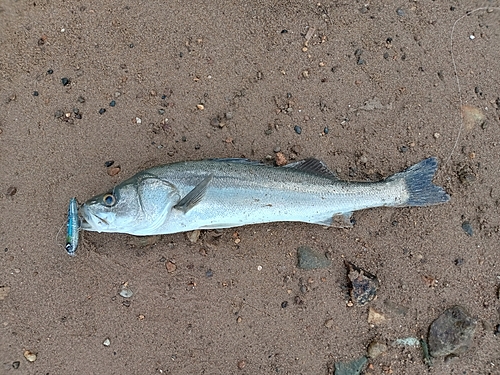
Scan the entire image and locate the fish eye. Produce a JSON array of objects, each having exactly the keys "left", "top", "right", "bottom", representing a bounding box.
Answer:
[{"left": 102, "top": 193, "right": 116, "bottom": 207}]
